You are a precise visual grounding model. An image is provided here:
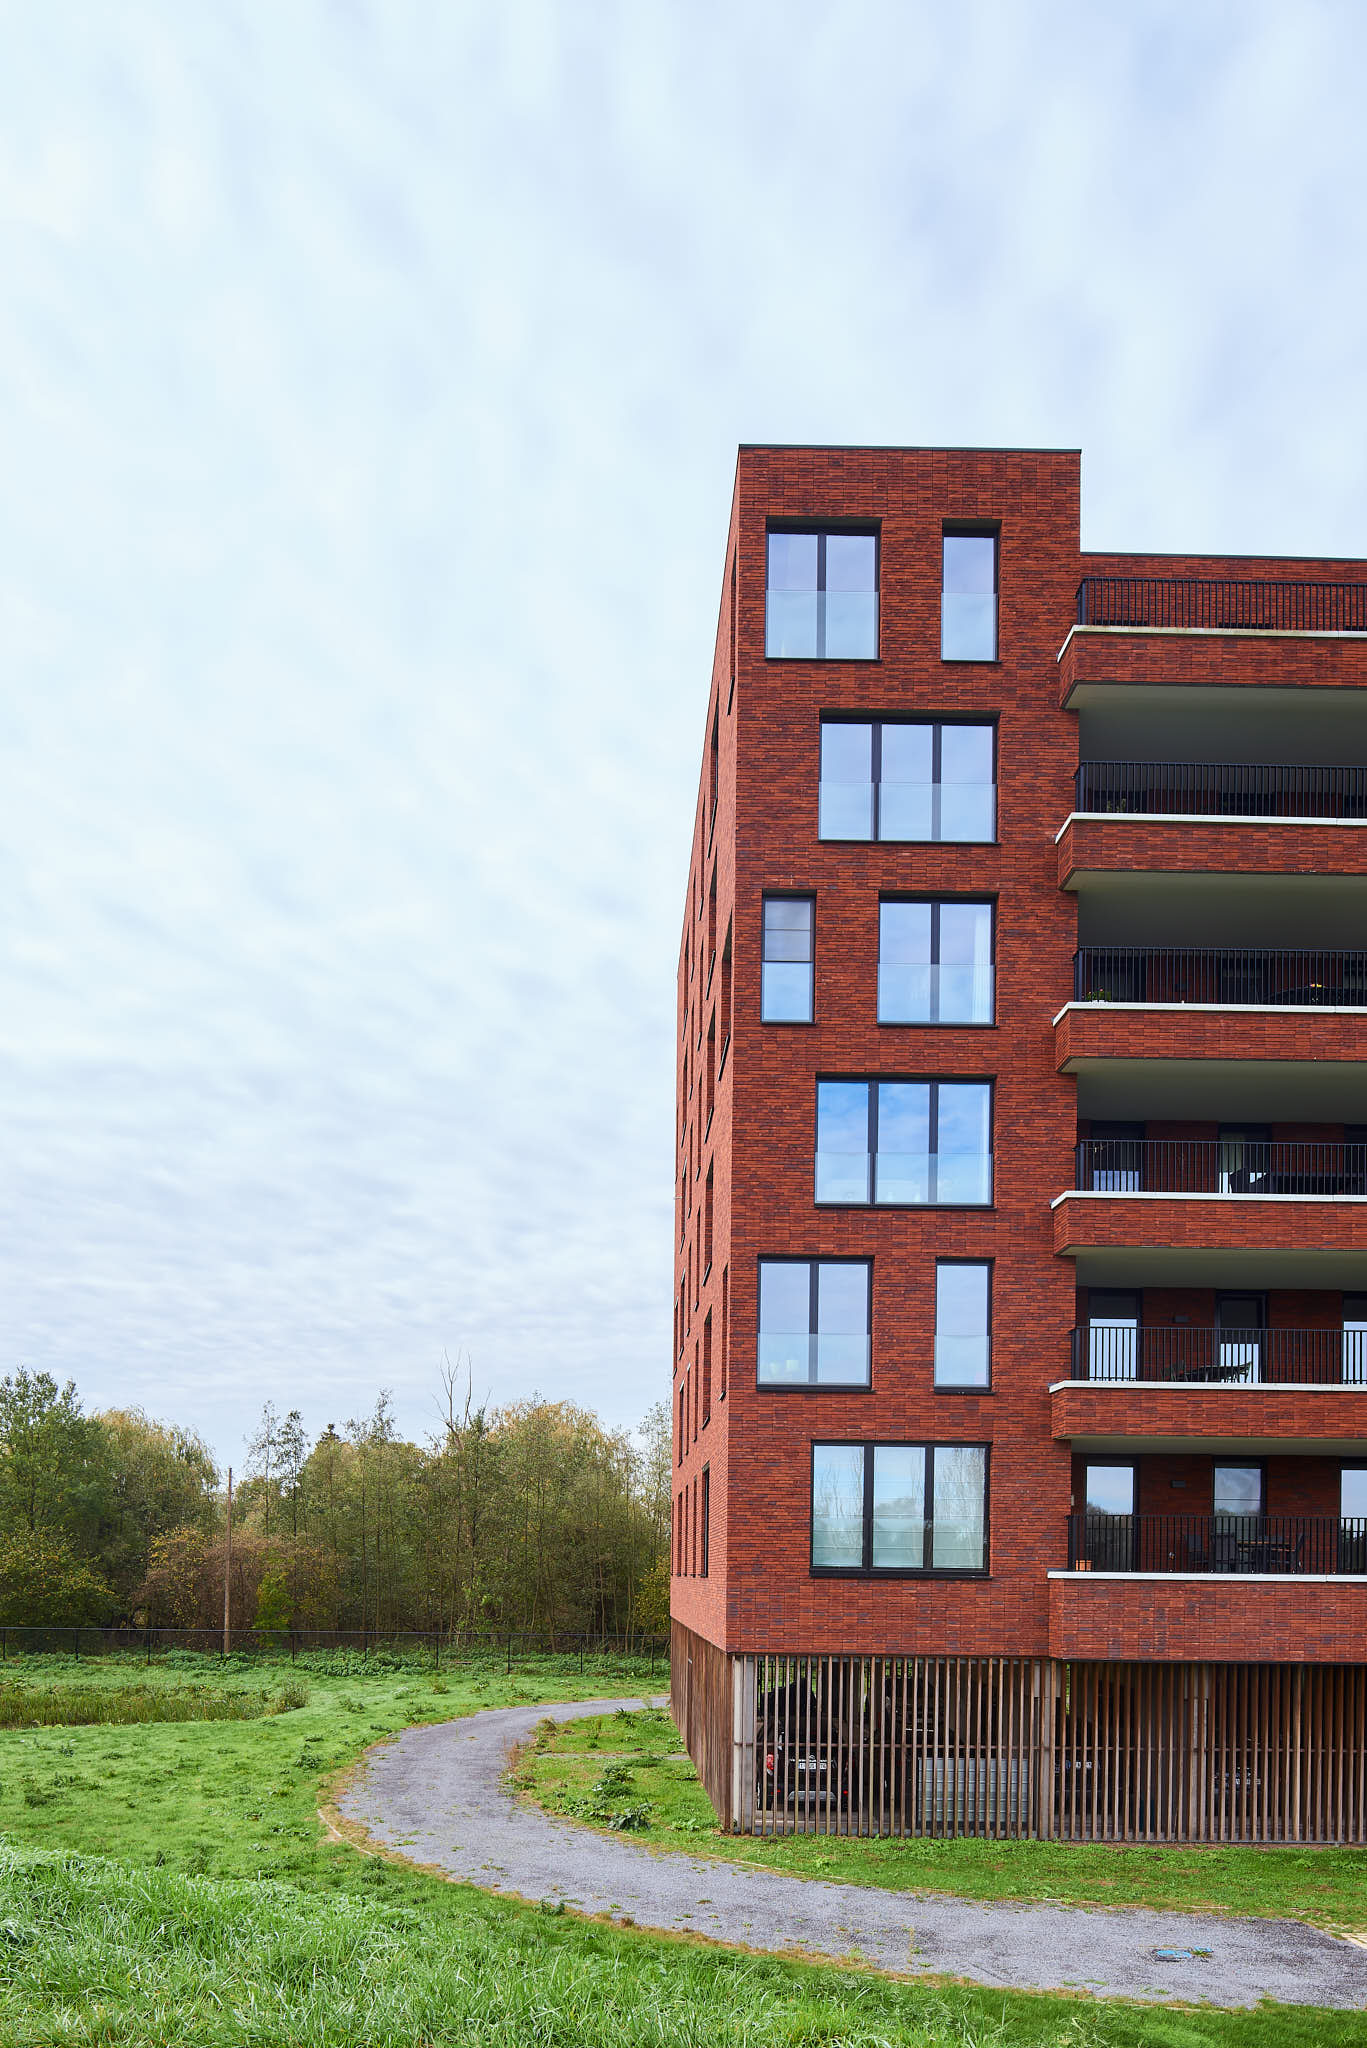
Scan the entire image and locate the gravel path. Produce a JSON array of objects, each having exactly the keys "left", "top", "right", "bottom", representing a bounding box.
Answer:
[{"left": 335, "top": 1695, "right": 1367, "bottom": 2010}]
